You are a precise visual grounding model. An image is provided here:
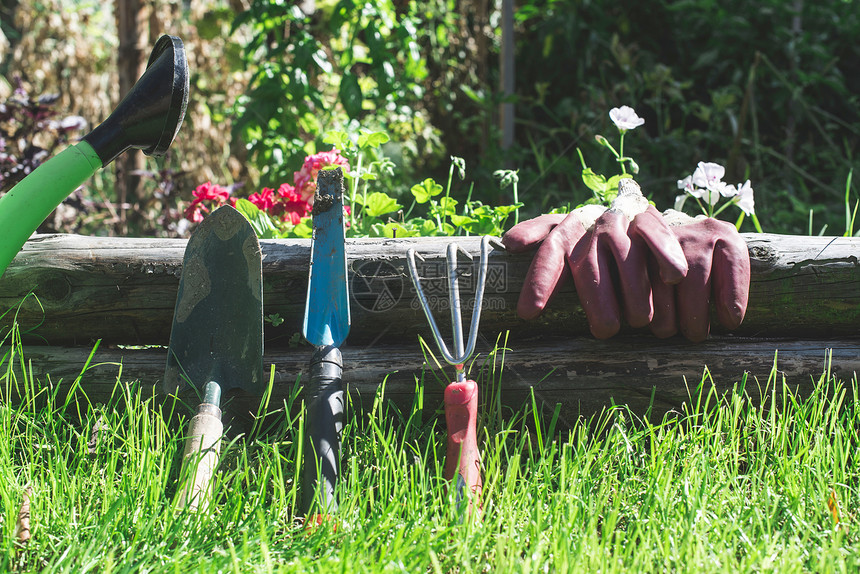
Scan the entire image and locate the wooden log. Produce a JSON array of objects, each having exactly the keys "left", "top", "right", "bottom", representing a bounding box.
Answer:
[
  {"left": 12, "top": 336, "right": 857, "bottom": 423},
  {"left": 1, "top": 233, "right": 859, "bottom": 347}
]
